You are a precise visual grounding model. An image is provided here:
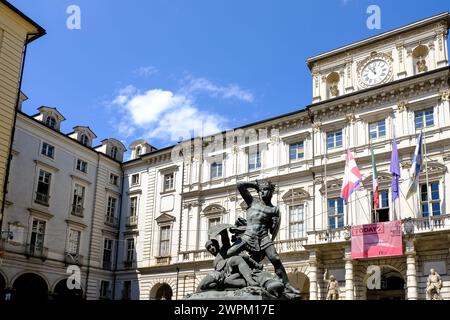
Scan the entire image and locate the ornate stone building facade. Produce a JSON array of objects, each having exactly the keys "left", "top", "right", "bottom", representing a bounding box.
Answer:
[{"left": 117, "top": 13, "right": 450, "bottom": 300}]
